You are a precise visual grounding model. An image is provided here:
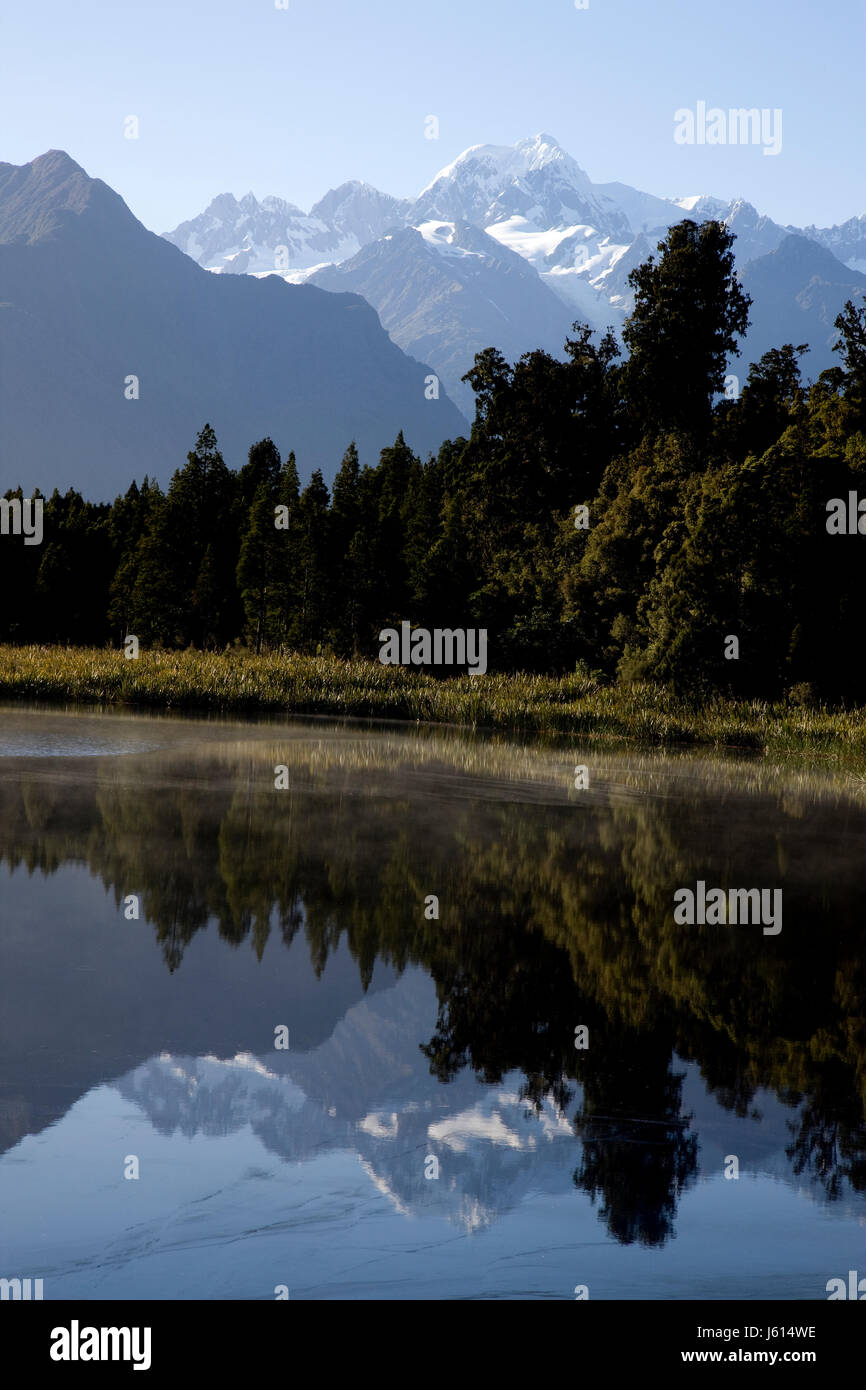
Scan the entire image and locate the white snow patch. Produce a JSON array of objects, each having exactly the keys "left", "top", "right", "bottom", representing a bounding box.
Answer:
[{"left": 416, "top": 220, "right": 484, "bottom": 260}]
